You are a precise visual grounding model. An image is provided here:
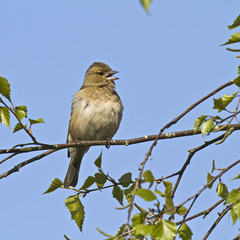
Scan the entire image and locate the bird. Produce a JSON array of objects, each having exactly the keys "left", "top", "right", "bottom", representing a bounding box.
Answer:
[{"left": 64, "top": 62, "right": 123, "bottom": 187}]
